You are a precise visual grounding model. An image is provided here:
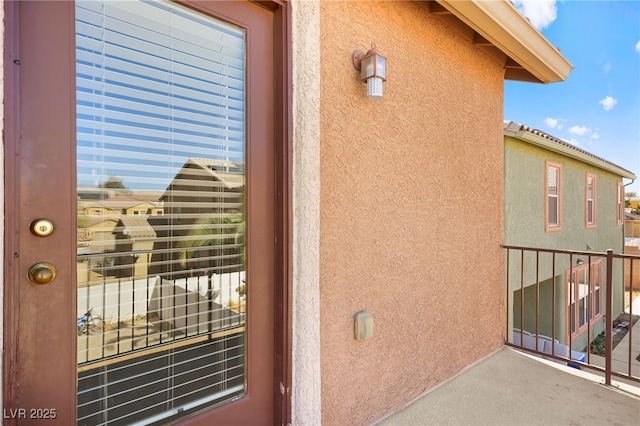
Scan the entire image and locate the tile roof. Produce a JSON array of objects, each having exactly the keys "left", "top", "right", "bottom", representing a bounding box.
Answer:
[
  {"left": 188, "top": 158, "right": 245, "bottom": 189},
  {"left": 117, "top": 216, "right": 157, "bottom": 238},
  {"left": 85, "top": 199, "right": 161, "bottom": 209},
  {"left": 161, "top": 158, "right": 245, "bottom": 197},
  {"left": 108, "top": 192, "right": 163, "bottom": 202},
  {"left": 504, "top": 121, "right": 636, "bottom": 178}
]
